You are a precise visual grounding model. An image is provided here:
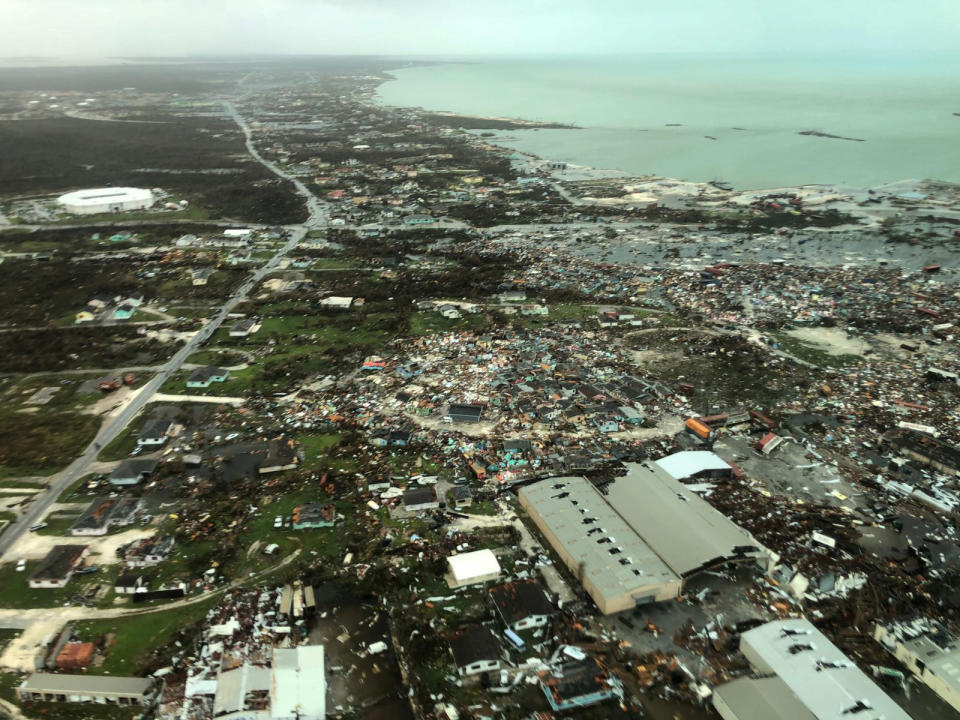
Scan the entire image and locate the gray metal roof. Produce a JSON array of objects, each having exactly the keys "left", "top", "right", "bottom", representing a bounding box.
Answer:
[
  {"left": 713, "top": 676, "right": 815, "bottom": 720},
  {"left": 606, "top": 463, "right": 770, "bottom": 577},
  {"left": 214, "top": 664, "right": 270, "bottom": 715},
  {"left": 21, "top": 673, "right": 152, "bottom": 695},
  {"left": 519, "top": 477, "right": 679, "bottom": 602},
  {"left": 740, "top": 619, "right": 911, "bottom": 720}
]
